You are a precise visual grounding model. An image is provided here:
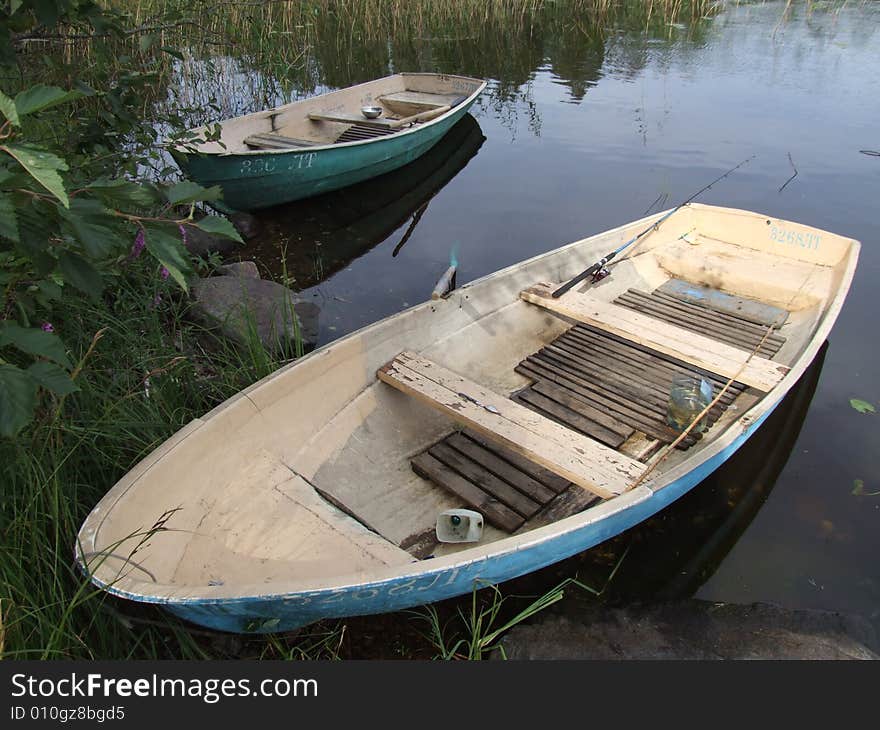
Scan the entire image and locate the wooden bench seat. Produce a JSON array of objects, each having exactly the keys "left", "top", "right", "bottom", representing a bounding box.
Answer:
[
  {"left": 308, "top": 111, "right": 398, "bottom": 129},
  {"left": 520, "top": 283, "right": 789, "bottom": 392},
  {"left": 243, "top": 133, "right": 321, "bottom": 150},
  {"left": 378, "top": 91, "right": 467, "bottom": 116},
  {"left": 377, "top": 352, "right": 644, "bottom": 499}
]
